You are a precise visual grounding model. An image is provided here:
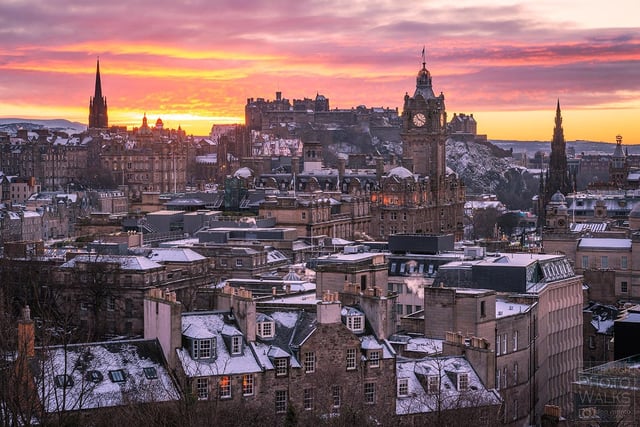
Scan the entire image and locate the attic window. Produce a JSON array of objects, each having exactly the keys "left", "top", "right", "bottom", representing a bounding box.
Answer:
[
  {"left": 143, "top": 367, "right": 158, "bottom": 379},
  {"left": 193, "top": 338, "right": 215, "bottom": 359},
  {"left": 427, "top": 375, "right": 439, "bottom": 394},
  {"left": 397, "top": 378, "right": 409, "bottom": 397},
  {"left": 231, "top": 336, "right": 242, "bottom": 355},
  {"left": 108, "top": 369, "right": 126, "bottom": 383},
  {"left": 54, "top": 374, "right": 74, "bottom": 388},
  {"left": 368, "top": 350, "right": 380, "bottom": 368},
  {"left": 86, "top": 370, "right": 103, "bottom": 383},
  {"left": 346, "top": 314, "right": 364, "bottom": 333},
  {"left": 257, "top": 321, "right": 275, "bottom": 339},
  {"left": 458, "top": 373, "right": 469, "bottom": 391}
]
